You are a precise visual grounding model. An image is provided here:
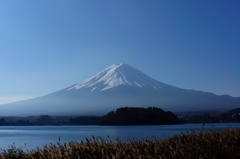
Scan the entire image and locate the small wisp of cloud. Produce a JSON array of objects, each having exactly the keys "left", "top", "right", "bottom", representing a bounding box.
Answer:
[{"left": 0, "top": 96, "right": 32, "bottom": 105}]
